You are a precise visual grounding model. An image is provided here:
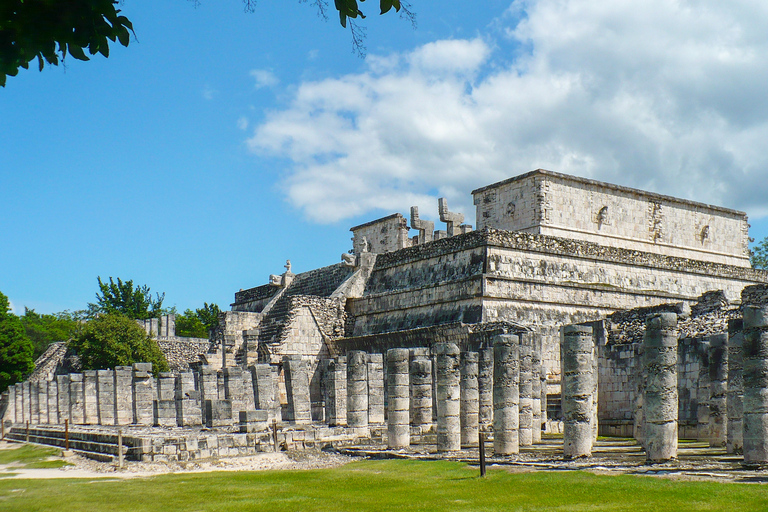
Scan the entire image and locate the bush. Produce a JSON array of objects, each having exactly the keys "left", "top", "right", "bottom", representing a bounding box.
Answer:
[{"left": 68, "top": 313, "right": 168, "bottom": 375}]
